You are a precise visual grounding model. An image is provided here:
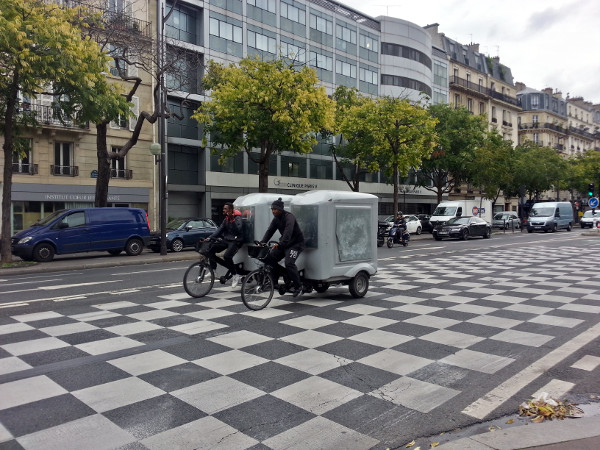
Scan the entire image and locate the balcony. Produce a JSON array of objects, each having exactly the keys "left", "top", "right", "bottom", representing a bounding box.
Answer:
[
  {"left": 71, "top": 2, "right": 152, "bottom": 39},
  {"left": 51, "top": 165, "right": 79, "bottom": 177},
  {"left": 518, "top": 122, "right": 566, "bottom": 133},
  {"left": 18, "top": 103, "right": 89, "bottom": 130},
  {"left": 12, "top": 163, "right": 38, "bottom": 175},
  {"left": 569, "top": 126, "right": 595, "bottom": 139},
  {"left": 111, "top": 169, "right": 133, "bottom": 180},
  {"left": 449, "top": 76, "right": 521, "bottom": 106}
]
